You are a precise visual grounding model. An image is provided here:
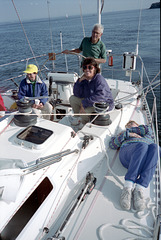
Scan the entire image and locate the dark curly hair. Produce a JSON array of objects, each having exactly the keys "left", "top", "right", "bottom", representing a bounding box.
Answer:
[{"left": 82, "top": 57, "right": 101, "bottom": 74}]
